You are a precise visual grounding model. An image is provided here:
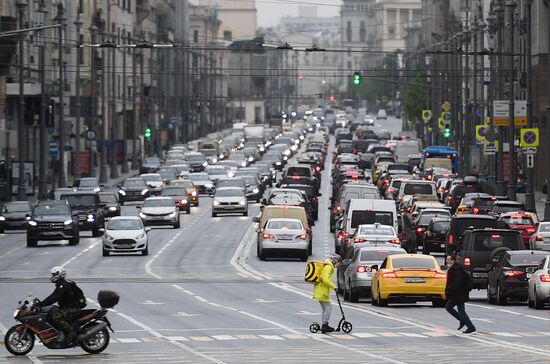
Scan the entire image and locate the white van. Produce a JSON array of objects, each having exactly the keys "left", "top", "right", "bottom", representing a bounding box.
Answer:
[
  {"left": 394, "top": 139, "right": 422, "bottom": 163},
  {"left": 376, "top": 109, "right": 387, "bottom": 120},
  {"left": 342, "top": 199, "right": 398, "bottom": 237}
]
